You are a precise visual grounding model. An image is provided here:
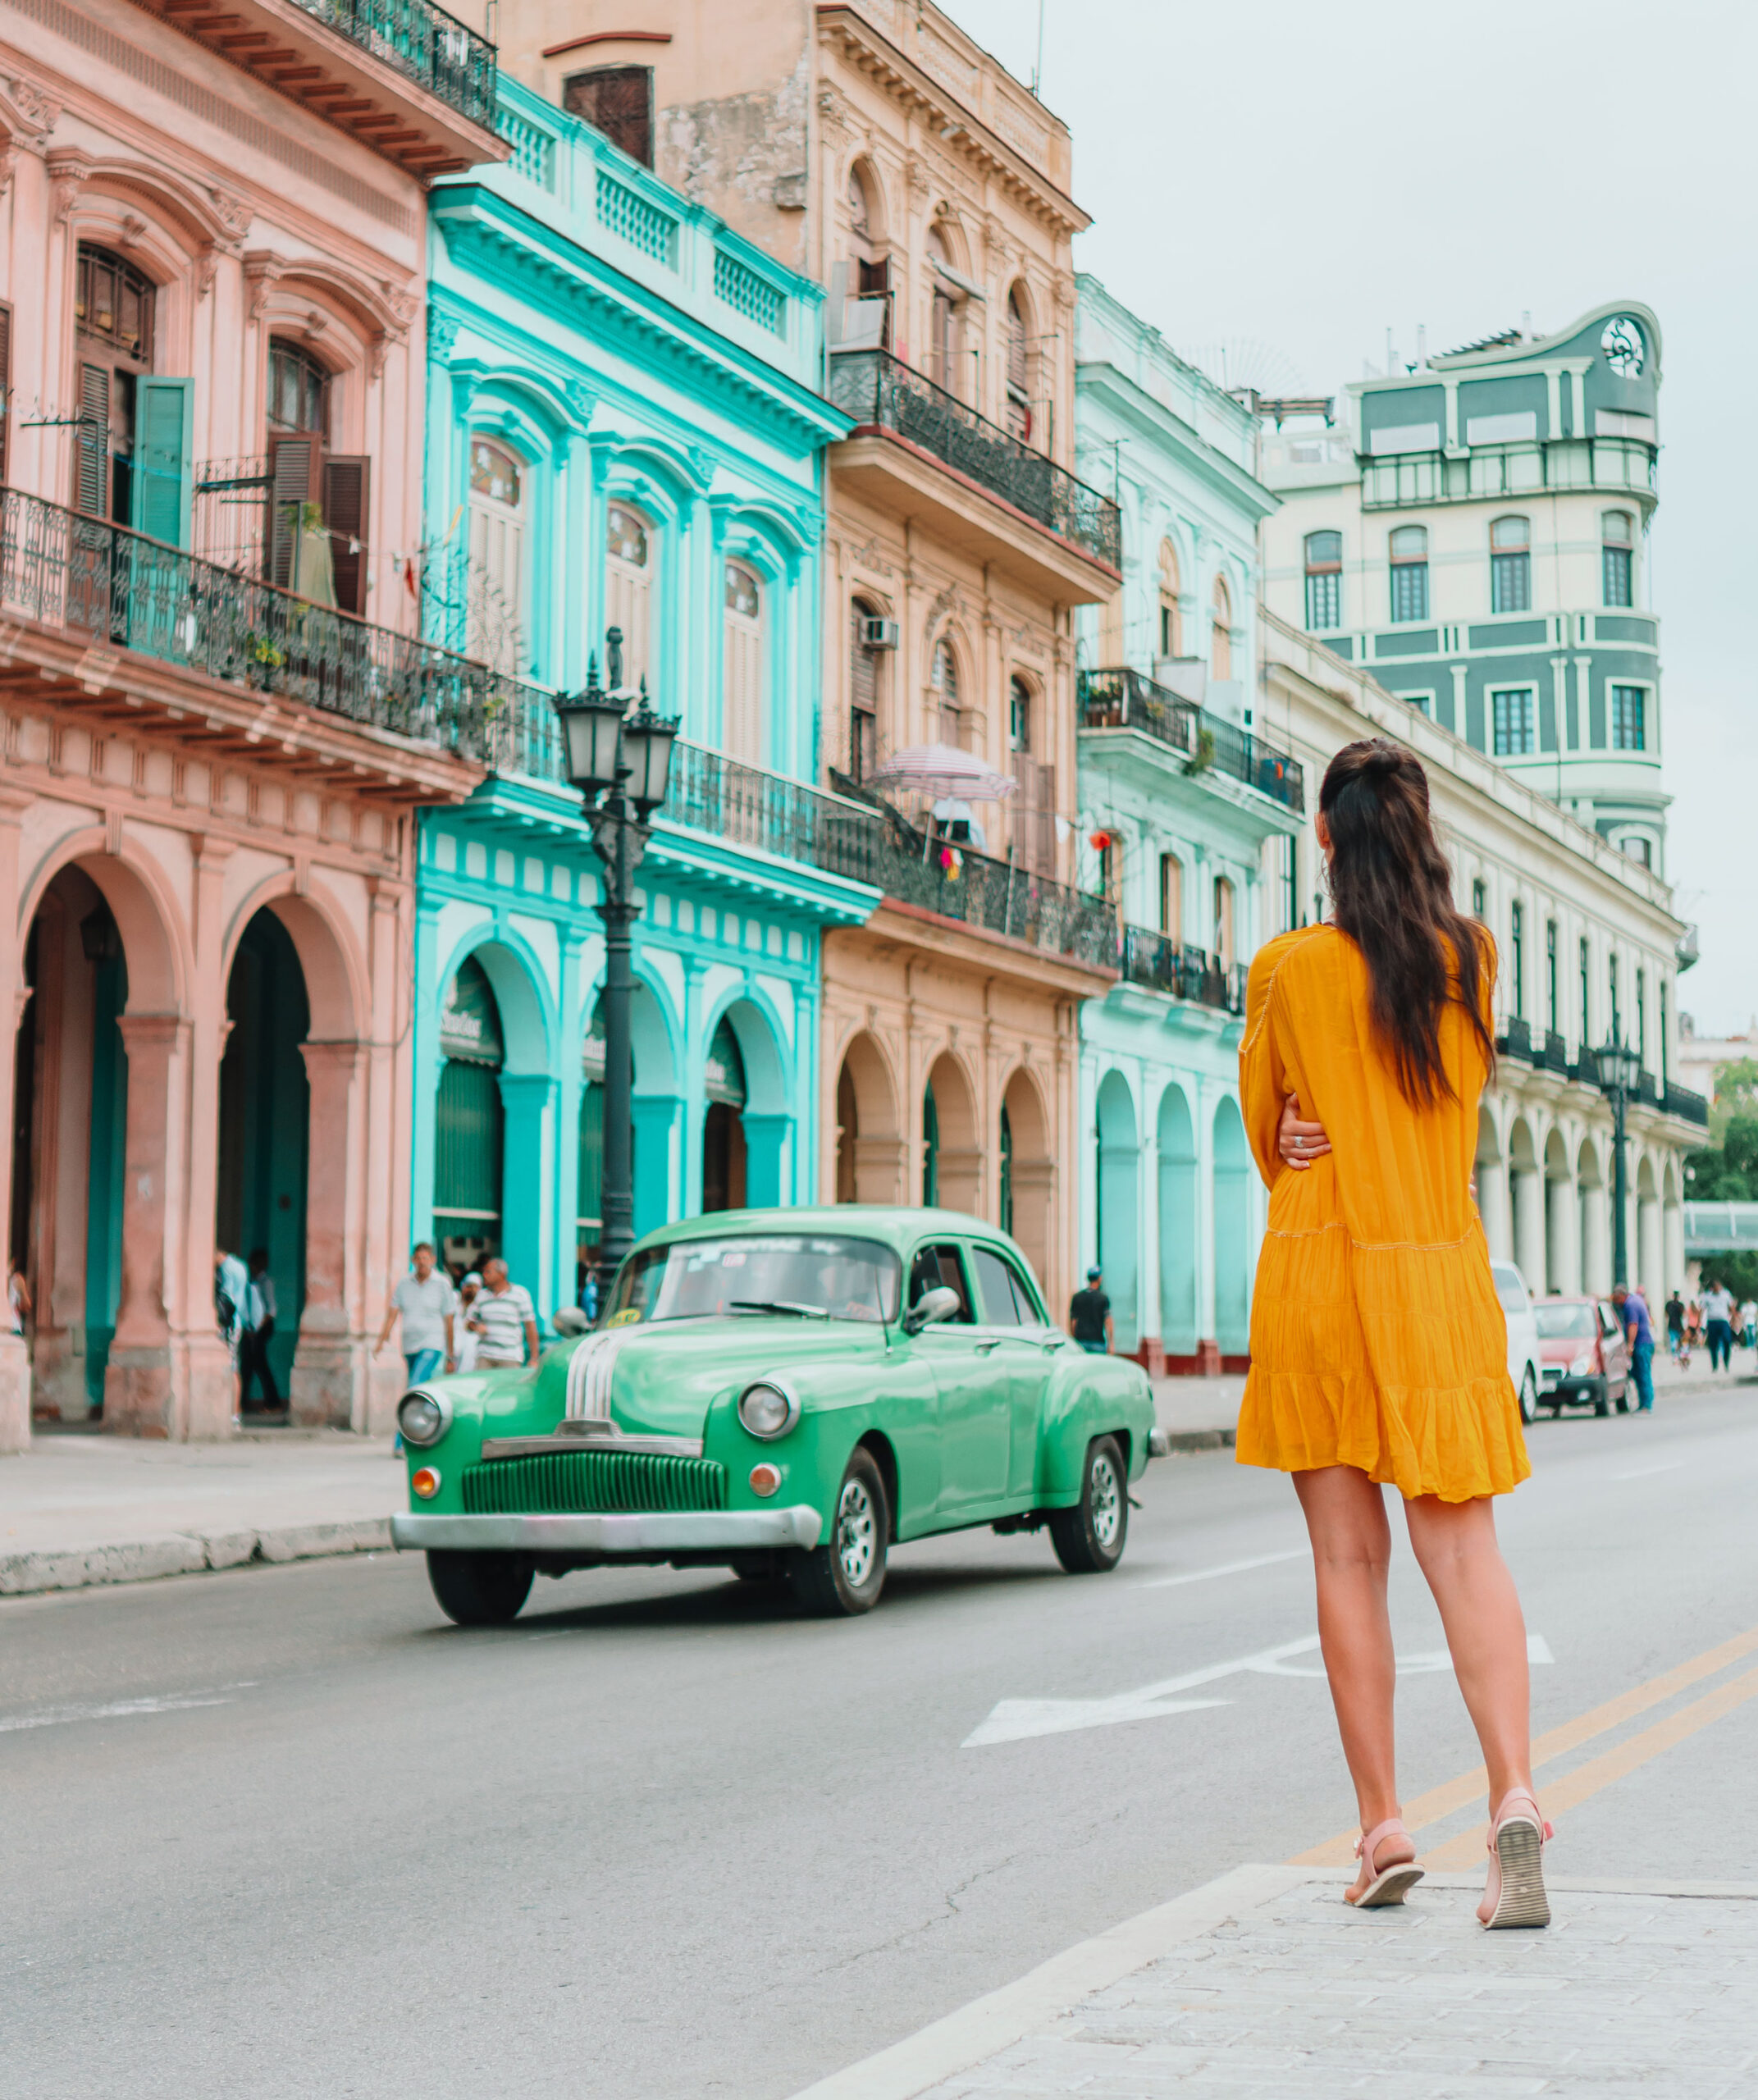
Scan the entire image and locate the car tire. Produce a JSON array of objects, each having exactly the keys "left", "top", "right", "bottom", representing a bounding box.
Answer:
[
  {"left": 426, "top": 1549, "right": 534, "bottom": 1627},
  {"left": 1594, "top": 1381, "right": 1611, "bottom": 1418},
  {"left": 1049, "top": 1435, "right": 1130, "bottom": 1575},
  {"left": 788, "top": 1448, "right": 888, "bottom": 1617},
  {"left": 1518, "top": 1367, "right": 1538, "bottom": 1427},
  {"left": 1614, "top": 1380, "right": 1630, "bottom": 1415}
]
